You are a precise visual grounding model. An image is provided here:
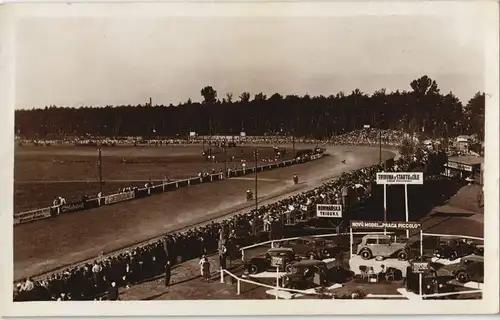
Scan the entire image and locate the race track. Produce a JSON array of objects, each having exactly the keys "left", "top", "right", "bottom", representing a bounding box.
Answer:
[{"left": 14, "top": 145, "right": 395, "bottom": 280}]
